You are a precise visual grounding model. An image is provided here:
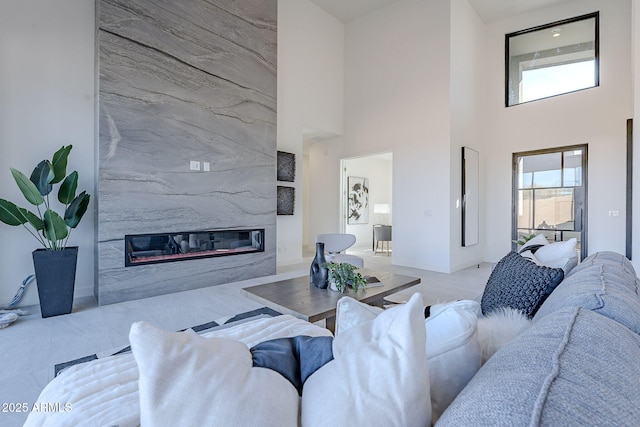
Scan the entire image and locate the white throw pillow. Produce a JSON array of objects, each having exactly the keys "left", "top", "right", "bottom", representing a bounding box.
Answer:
[
  {"left": 519, "top": 250, "right": 540, "bottom": 264},
  {"left": 424, "top": 300, "right": 481, "bottom": 422},
  {"left": 519, "top": 250, "right": 577, "bottom": 275},
  {"left": 534, "top": 238, "right": 577, "bottom": 262},
  {"left": 334, "top": 297, "right": 480, "bottom": 424},
  {"left": 129, "top": 322, "right": 299, "bottom": 427},
  {"left": 540, "top": 254, "right": 579, "bottom": 275},
  {"left": 334, "top": 295, "right": 384, "bottom": 335},
  {"left": 302, "top": 293, "right": 430, "bottom": 427},
  {"left": 528, "top": 238, "right": 578, "bottom": 275}
]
